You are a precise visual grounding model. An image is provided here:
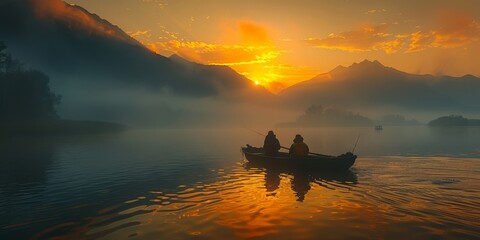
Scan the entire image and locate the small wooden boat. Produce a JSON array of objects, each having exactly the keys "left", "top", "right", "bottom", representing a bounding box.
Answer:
[{"left": 242, "top": 145, "right": 357, "bottom": 171}]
